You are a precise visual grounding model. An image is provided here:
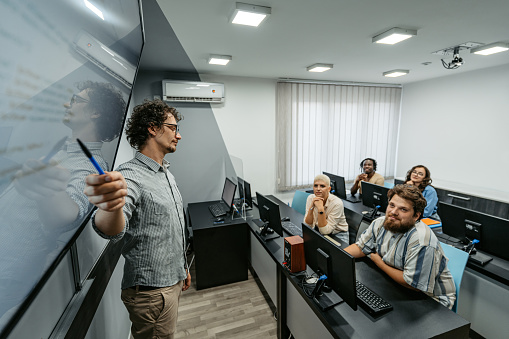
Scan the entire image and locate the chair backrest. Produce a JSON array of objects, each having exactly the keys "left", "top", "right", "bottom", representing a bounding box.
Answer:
[
  {"left": 291, "top": 190, "right": 311, "bottom": 215},
  {"left": 440, "top": 242, "right": 469, "bottom": 312},
  {"left": 384, "top": 182, "right": 394, "bottom": 189},
  {"left": 344, "top": 208, "right": 363, "bottom": 244}
]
